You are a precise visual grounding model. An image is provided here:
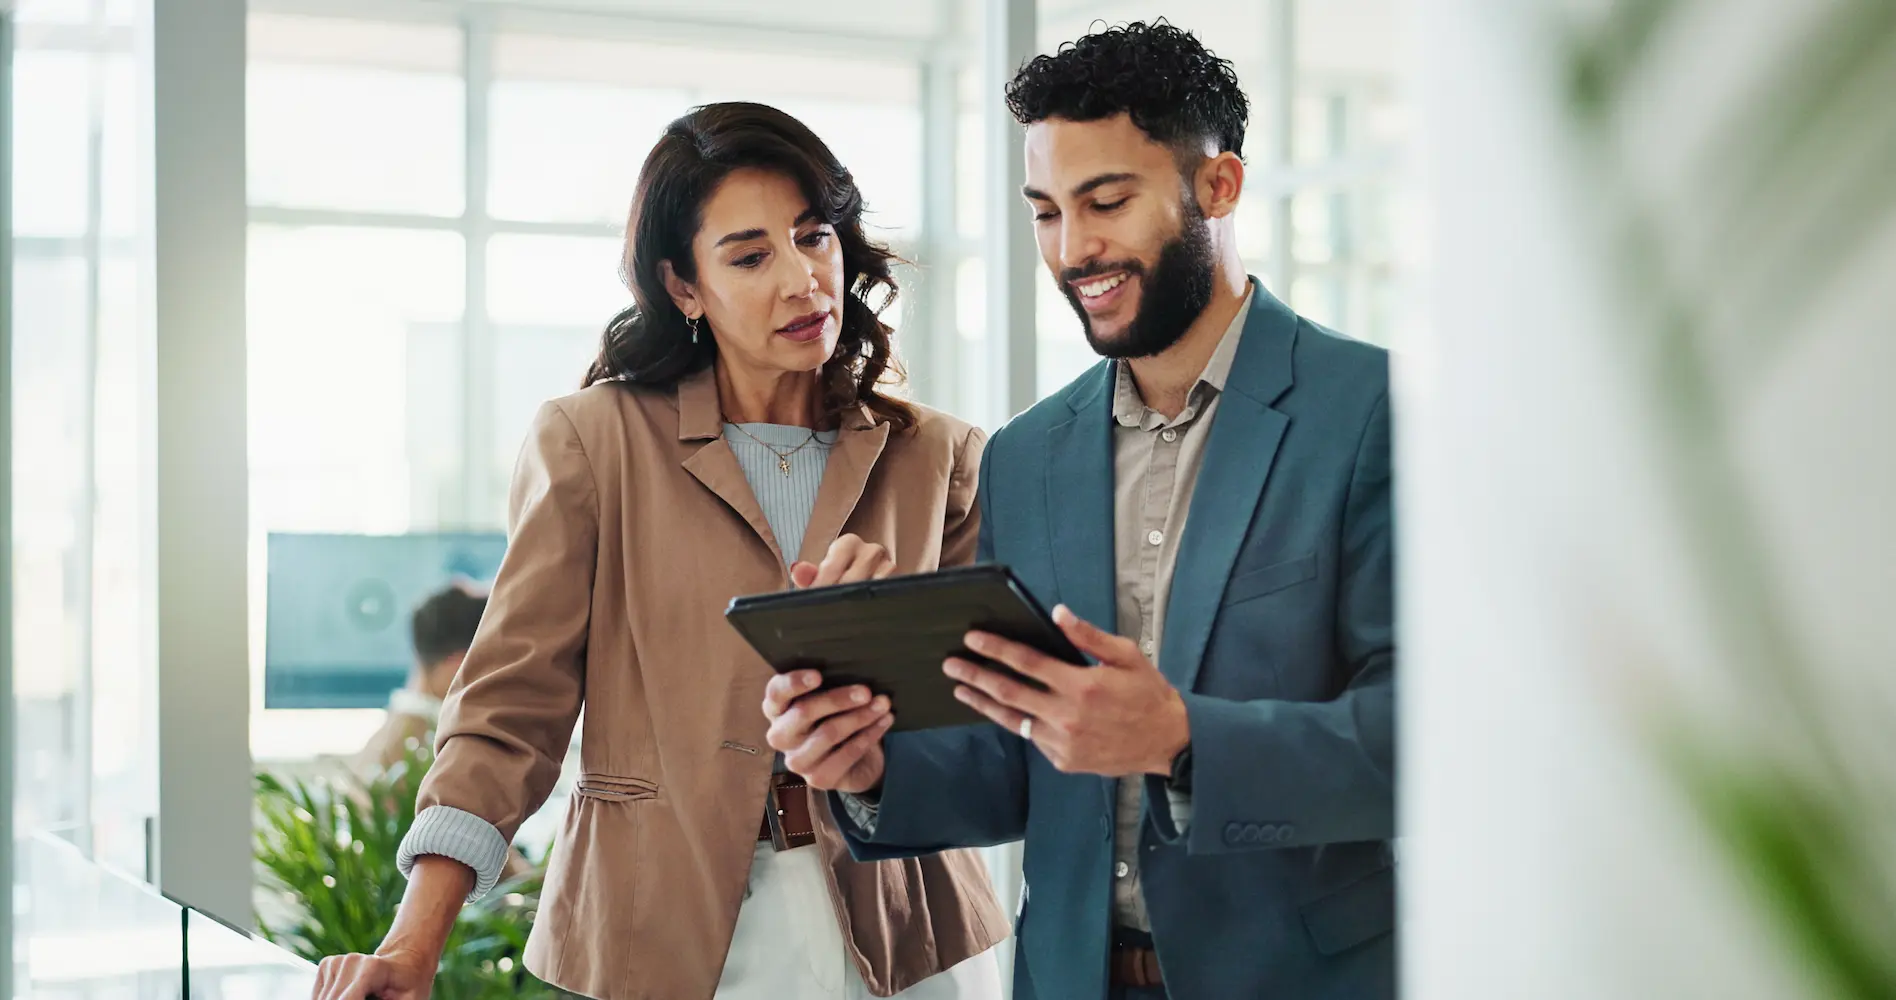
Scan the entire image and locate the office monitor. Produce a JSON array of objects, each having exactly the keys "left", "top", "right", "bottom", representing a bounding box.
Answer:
[{"left": 264, "top": 532, "right": 506, "bottom": 709}]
